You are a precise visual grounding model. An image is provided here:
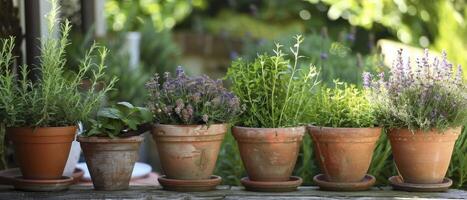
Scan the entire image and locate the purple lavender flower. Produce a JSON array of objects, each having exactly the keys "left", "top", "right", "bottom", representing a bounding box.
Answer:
[
  {"left": 230, "top": 51, "right": 239, "bottom": 60},
  {"left": 320, "top": 52, "right": 328, "bottom": 60},
  {"left": 363, "top": 48, "right": 466, "bottom": 130},
  {"left": 362, "top": 72, "right": 372, "bottom": 88},
  {"left": 176, "top": 66, "right": 185, "bottom": 77},
  {"left": 456, "top": 64, "right": 463, "bottom": 85}
]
